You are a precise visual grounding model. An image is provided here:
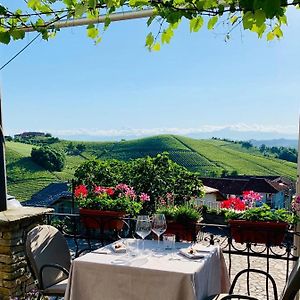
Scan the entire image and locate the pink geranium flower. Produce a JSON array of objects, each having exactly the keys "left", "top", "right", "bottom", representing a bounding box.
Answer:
[{"left": 140, "top": 193, "right": 150, "bottom": 202}]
